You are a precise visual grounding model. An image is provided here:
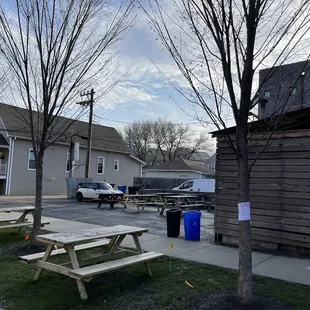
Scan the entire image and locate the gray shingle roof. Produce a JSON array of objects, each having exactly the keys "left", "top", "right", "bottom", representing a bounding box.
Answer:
[
  {"left": 0, "top": 103, "right": 131, "bottom": 154},
  {"left": 145, "top": 159, "right": 215, "bottom": 175}
]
